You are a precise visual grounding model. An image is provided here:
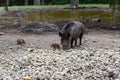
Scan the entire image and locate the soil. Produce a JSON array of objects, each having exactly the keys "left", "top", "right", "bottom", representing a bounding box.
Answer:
[
  {"left": 0, "top": 7, "right": 120, "bottom": 52},
  {"left": 0, "top": 8, "right": 120, "bottom": 80},
  {"left": 0, "top": 29, "right": 120, "bottom": 52}
]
